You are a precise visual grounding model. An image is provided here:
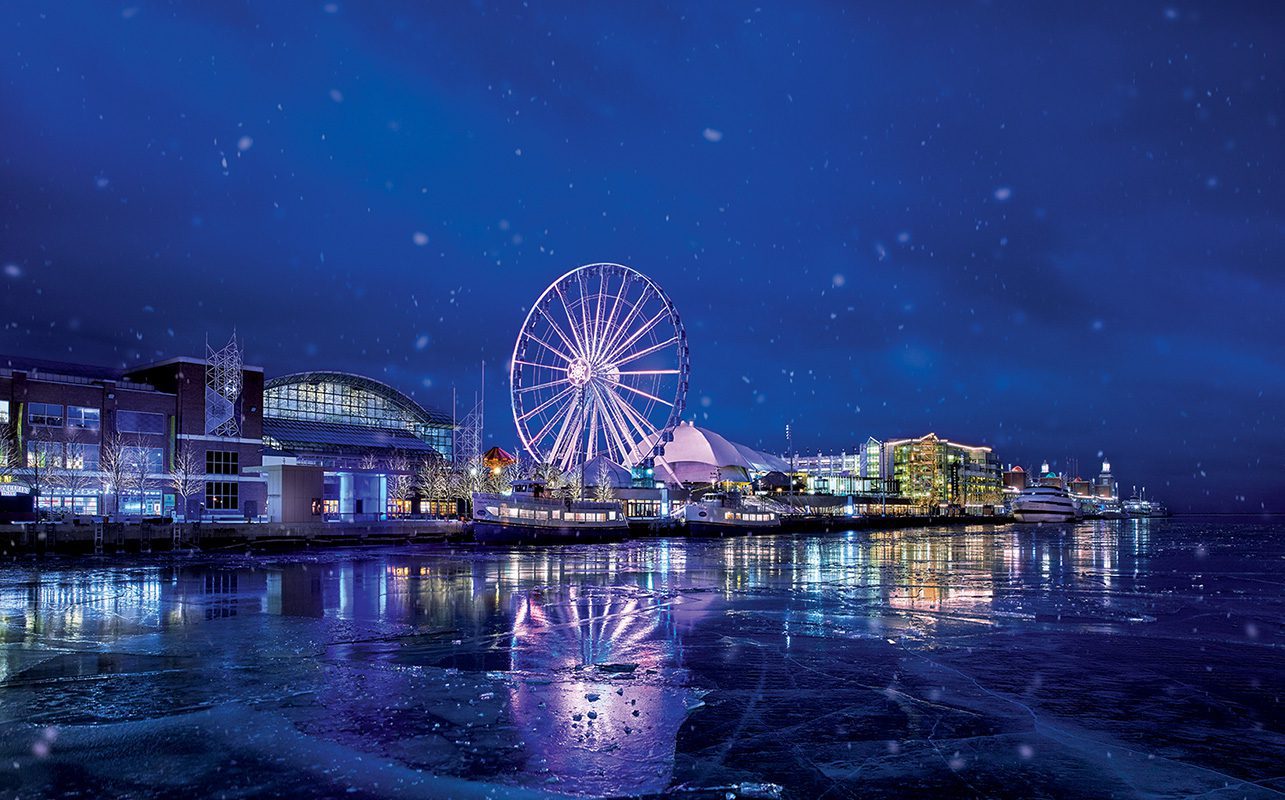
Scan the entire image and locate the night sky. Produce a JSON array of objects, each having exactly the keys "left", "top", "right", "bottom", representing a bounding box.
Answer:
[{"left": 2, "top": 3, "right": 1282, "bottom": 511}]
